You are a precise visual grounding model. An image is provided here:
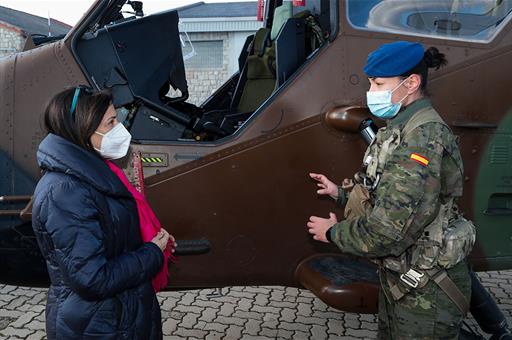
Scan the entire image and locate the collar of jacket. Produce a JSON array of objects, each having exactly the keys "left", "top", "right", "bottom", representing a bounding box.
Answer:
[
  {"left": 386, "top": 97, "right": 432, "bottom": 128},
  {"left": 37, "top": 133, "right": 132, "bottom": 198}
]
